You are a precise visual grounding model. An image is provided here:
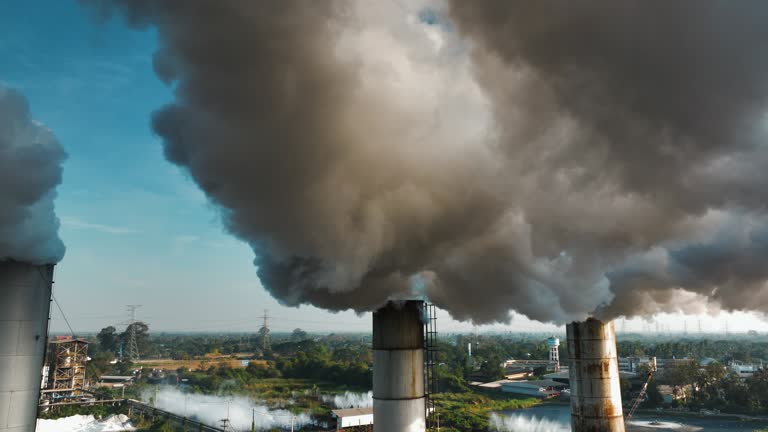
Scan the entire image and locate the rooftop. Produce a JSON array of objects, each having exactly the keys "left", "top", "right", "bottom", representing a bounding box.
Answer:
[{"left": 331, "top": 407, "right": 373, "bottom": 418}]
